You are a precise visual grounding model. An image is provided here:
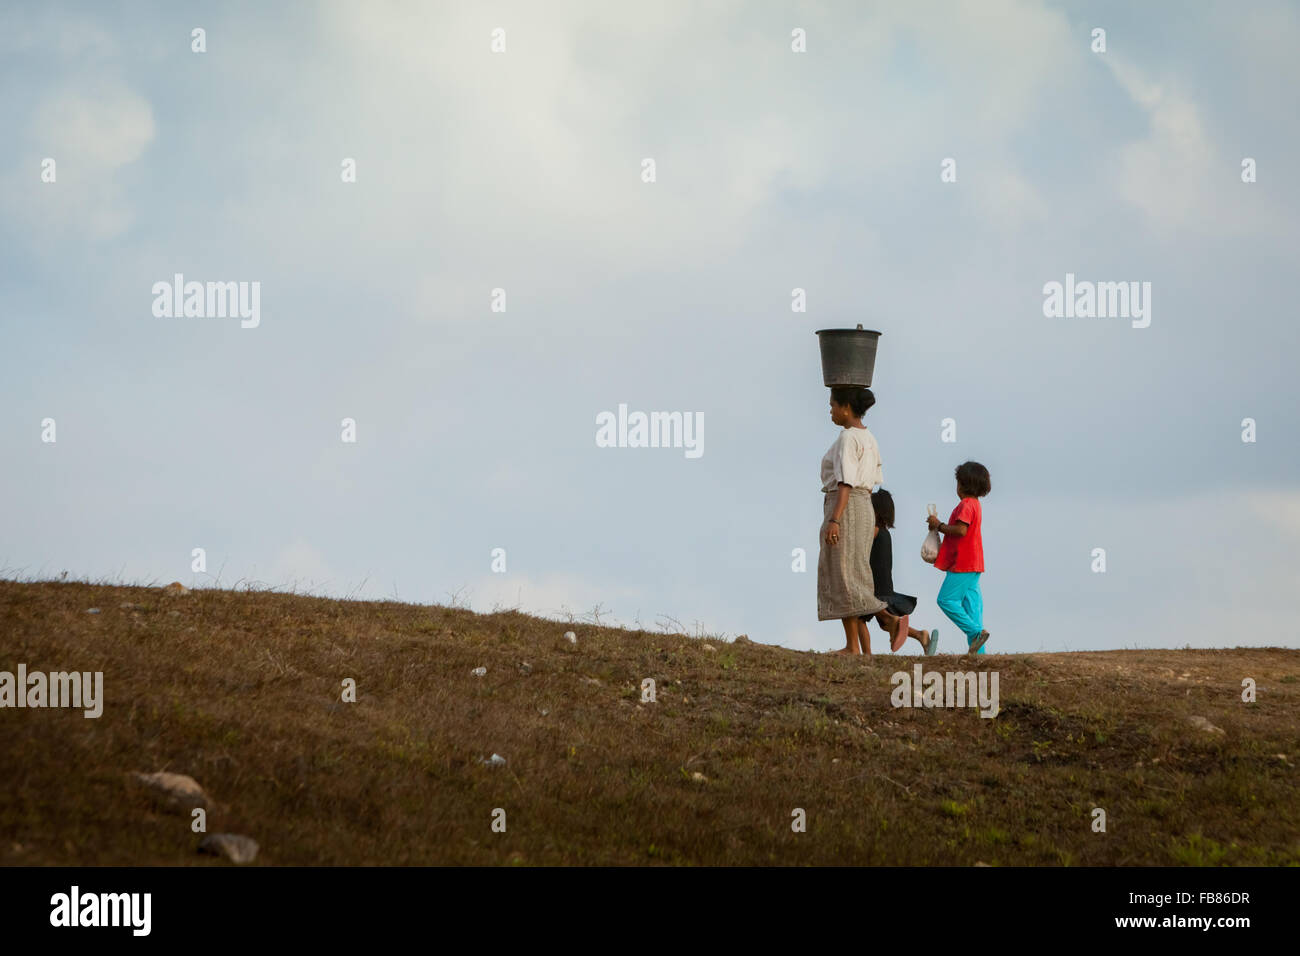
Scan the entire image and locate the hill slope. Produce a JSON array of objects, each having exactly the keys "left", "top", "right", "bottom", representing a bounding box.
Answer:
[{"left": 1, "top": 580, "right": 1297, "bottom": 865}]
